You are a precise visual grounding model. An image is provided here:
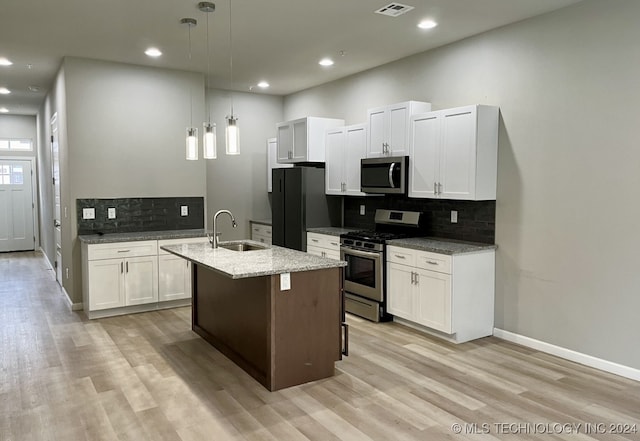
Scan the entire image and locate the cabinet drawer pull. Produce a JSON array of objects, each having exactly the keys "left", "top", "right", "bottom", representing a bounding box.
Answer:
[
  {"left": 311, "top": 239, "right": 319, "bottom": 243},
  {"left": 395, "top": 254, "right": 406, "bottom": 259},
  {"left": 330, "top": 242, "right": 339, "bottom": 247},
  {"left": 426, "top": 260, "right": 439, "bottom": 265},
  {"left": 118, "top": 250, "right": 131, "bottom": 253}
]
